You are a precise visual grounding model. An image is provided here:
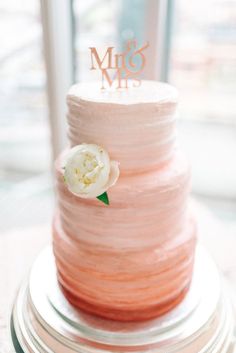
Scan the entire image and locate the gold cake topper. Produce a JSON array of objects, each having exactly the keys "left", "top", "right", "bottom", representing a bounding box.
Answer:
[{"left": 89, "top": 40, "right": 149, "bottom": 90}]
